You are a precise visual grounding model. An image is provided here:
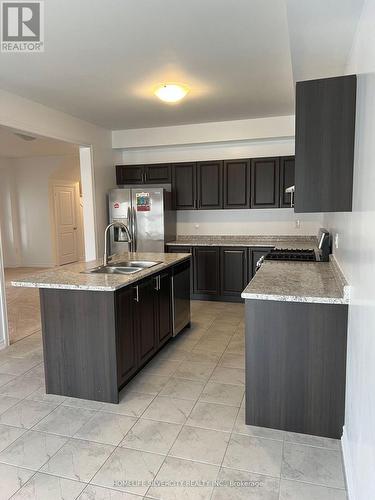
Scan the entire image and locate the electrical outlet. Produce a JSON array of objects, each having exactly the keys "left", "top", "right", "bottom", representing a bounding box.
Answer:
[
  {"left": 295, "top": 219, "right": 301, "bottom": 229},
  {"left": 334, "top": 233, "right": 339, "bottom": 249}
]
